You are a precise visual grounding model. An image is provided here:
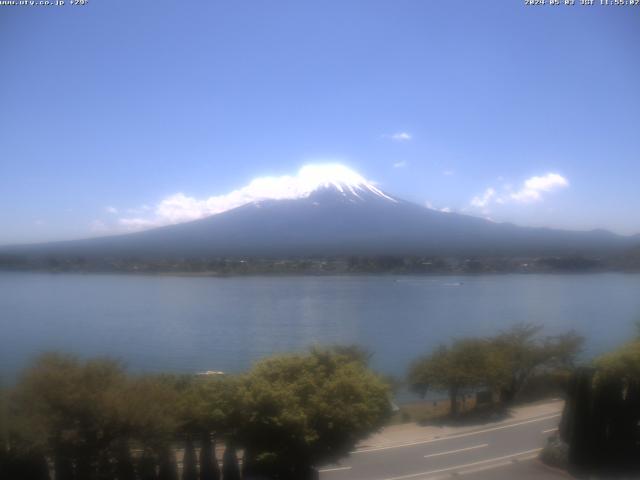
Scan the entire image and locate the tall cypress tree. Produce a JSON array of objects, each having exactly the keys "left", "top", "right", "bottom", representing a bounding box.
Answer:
[
  {"left": 182, "top": 438, "right": 198, "bottom": 480},
  {"left": 198, "top": 433, "right": 219, "bottom": 480},
  {"left": 114, "top": 441, "right": 135, "bottom": 480},
  {"left": 157, "top": 446, "right": 178, "bottom": 480},
  {"left": 54, "top": 450, "right": 75, "bottom": 480},
  {"left": 2, "top": 448, "right": 51, "bottom": 480},
  {"left": 241, "top": 449, "right": 256, "bottom": 479},
  {"left": 137, "top": 450, "right": 158, "bottom": 480},
  {"left": 27, "top": 449, "right": 51, "bottom": 480},
  {"left": 221, "top": 445, "right": 240, "bottom": 480}
]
